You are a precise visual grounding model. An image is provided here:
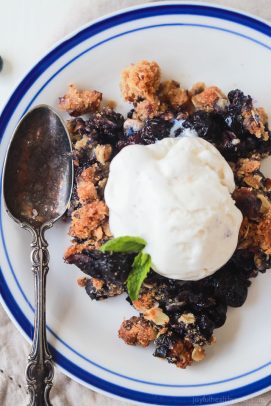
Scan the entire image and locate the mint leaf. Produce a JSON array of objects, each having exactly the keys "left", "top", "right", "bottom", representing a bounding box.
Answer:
[
  {"left": 127, "top": 252, "right": 152, "bottom": 301},
  {"left": 100, "top": 236, "right": 146, "bottom": 253}
]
